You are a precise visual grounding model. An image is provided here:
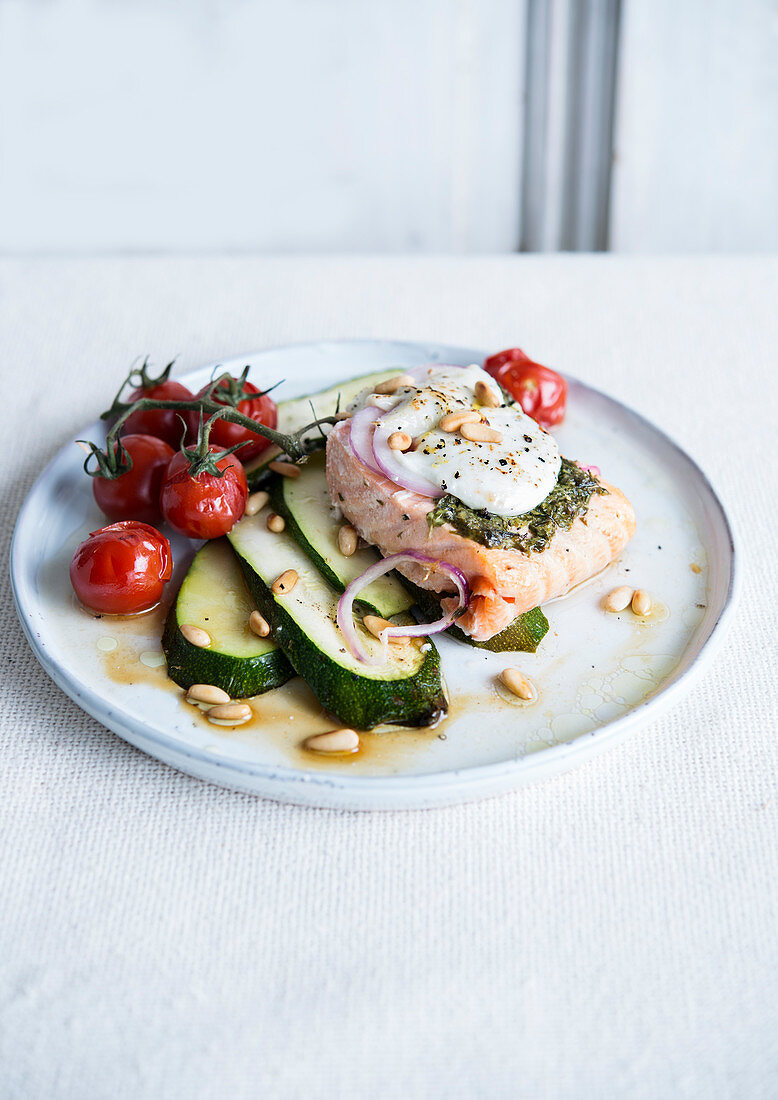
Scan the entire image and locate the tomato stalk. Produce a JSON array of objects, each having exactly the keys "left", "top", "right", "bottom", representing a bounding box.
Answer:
[{"left": 180, "top": 411, "right": 247, "bottom": 479}]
